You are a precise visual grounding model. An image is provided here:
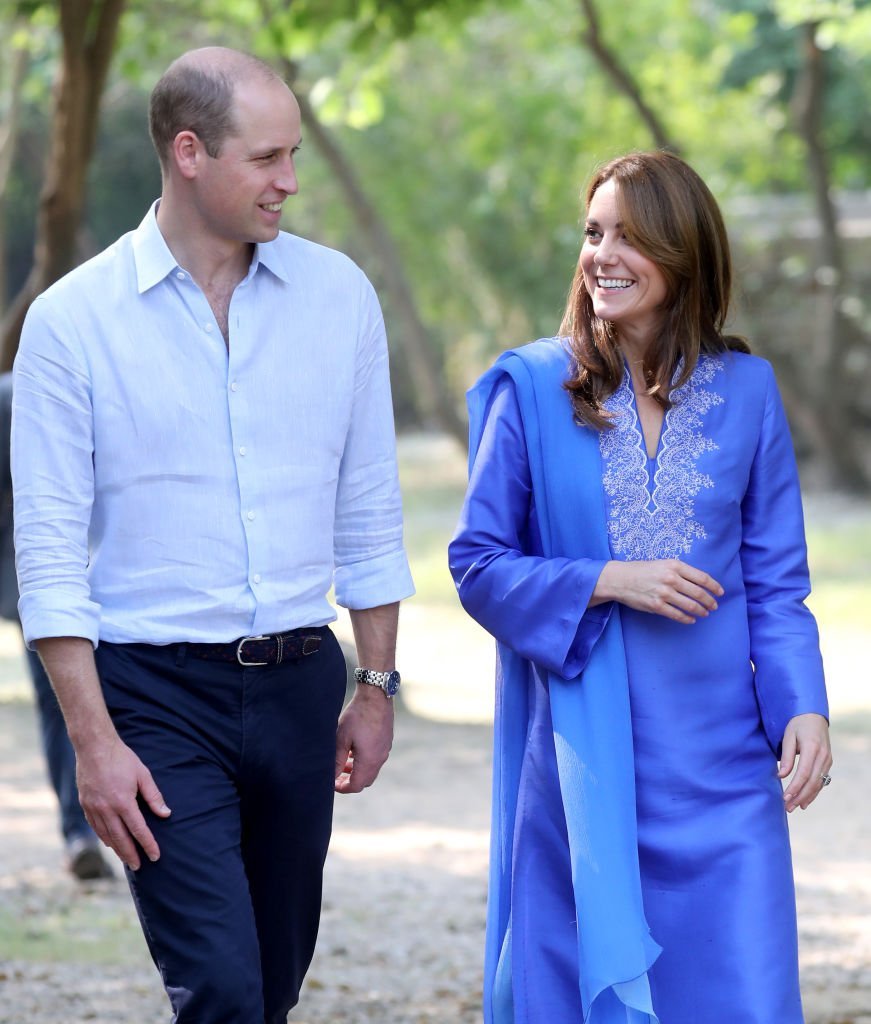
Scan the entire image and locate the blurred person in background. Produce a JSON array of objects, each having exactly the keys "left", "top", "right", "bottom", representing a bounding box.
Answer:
[{"left": 450, "top": 151, "right": 831, "bottom": 1024}]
